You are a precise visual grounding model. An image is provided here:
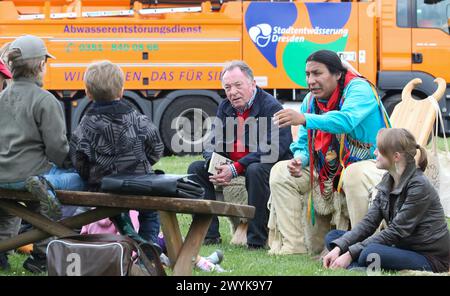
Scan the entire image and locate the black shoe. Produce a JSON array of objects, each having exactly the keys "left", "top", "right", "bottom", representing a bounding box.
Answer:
[
  {"left": 203, "top": 237, "right": 222, "bottom": 245},
  {"left": 247, "top": 244, "right": 266, "bottom": 250},
  {"left": 0, "top": 252, "right": 10, "bottom": 271},
  {"left": 23, "top": 253, "right": 47, "bottom": 274}
]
